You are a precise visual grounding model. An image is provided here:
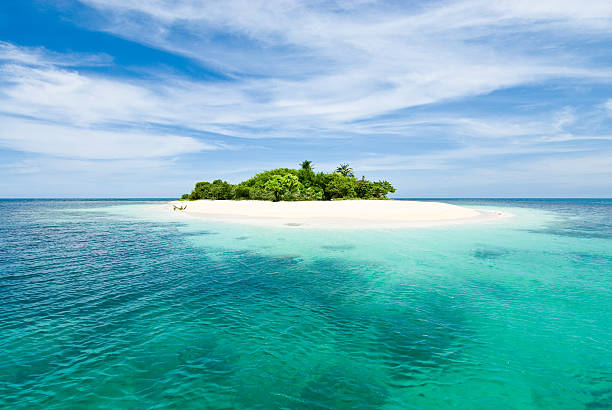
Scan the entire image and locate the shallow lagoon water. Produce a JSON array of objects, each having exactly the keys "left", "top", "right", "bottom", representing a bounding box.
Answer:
[{"left": 0, "top": 199, "right": 610, "bottom": 409}]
